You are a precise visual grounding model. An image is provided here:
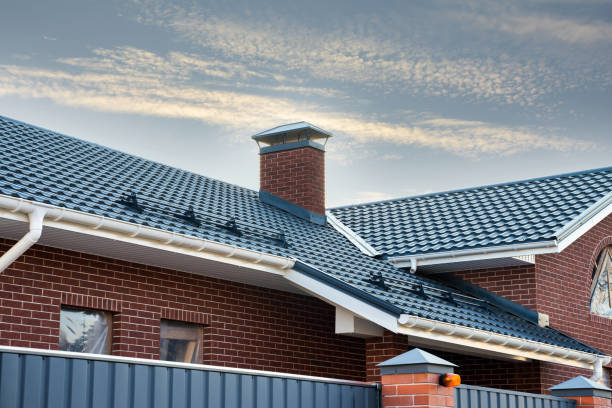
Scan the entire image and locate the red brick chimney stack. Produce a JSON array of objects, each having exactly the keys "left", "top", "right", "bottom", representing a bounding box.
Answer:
[{"left": 252, "top": 122, "right": 331, "bottom": 224}]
